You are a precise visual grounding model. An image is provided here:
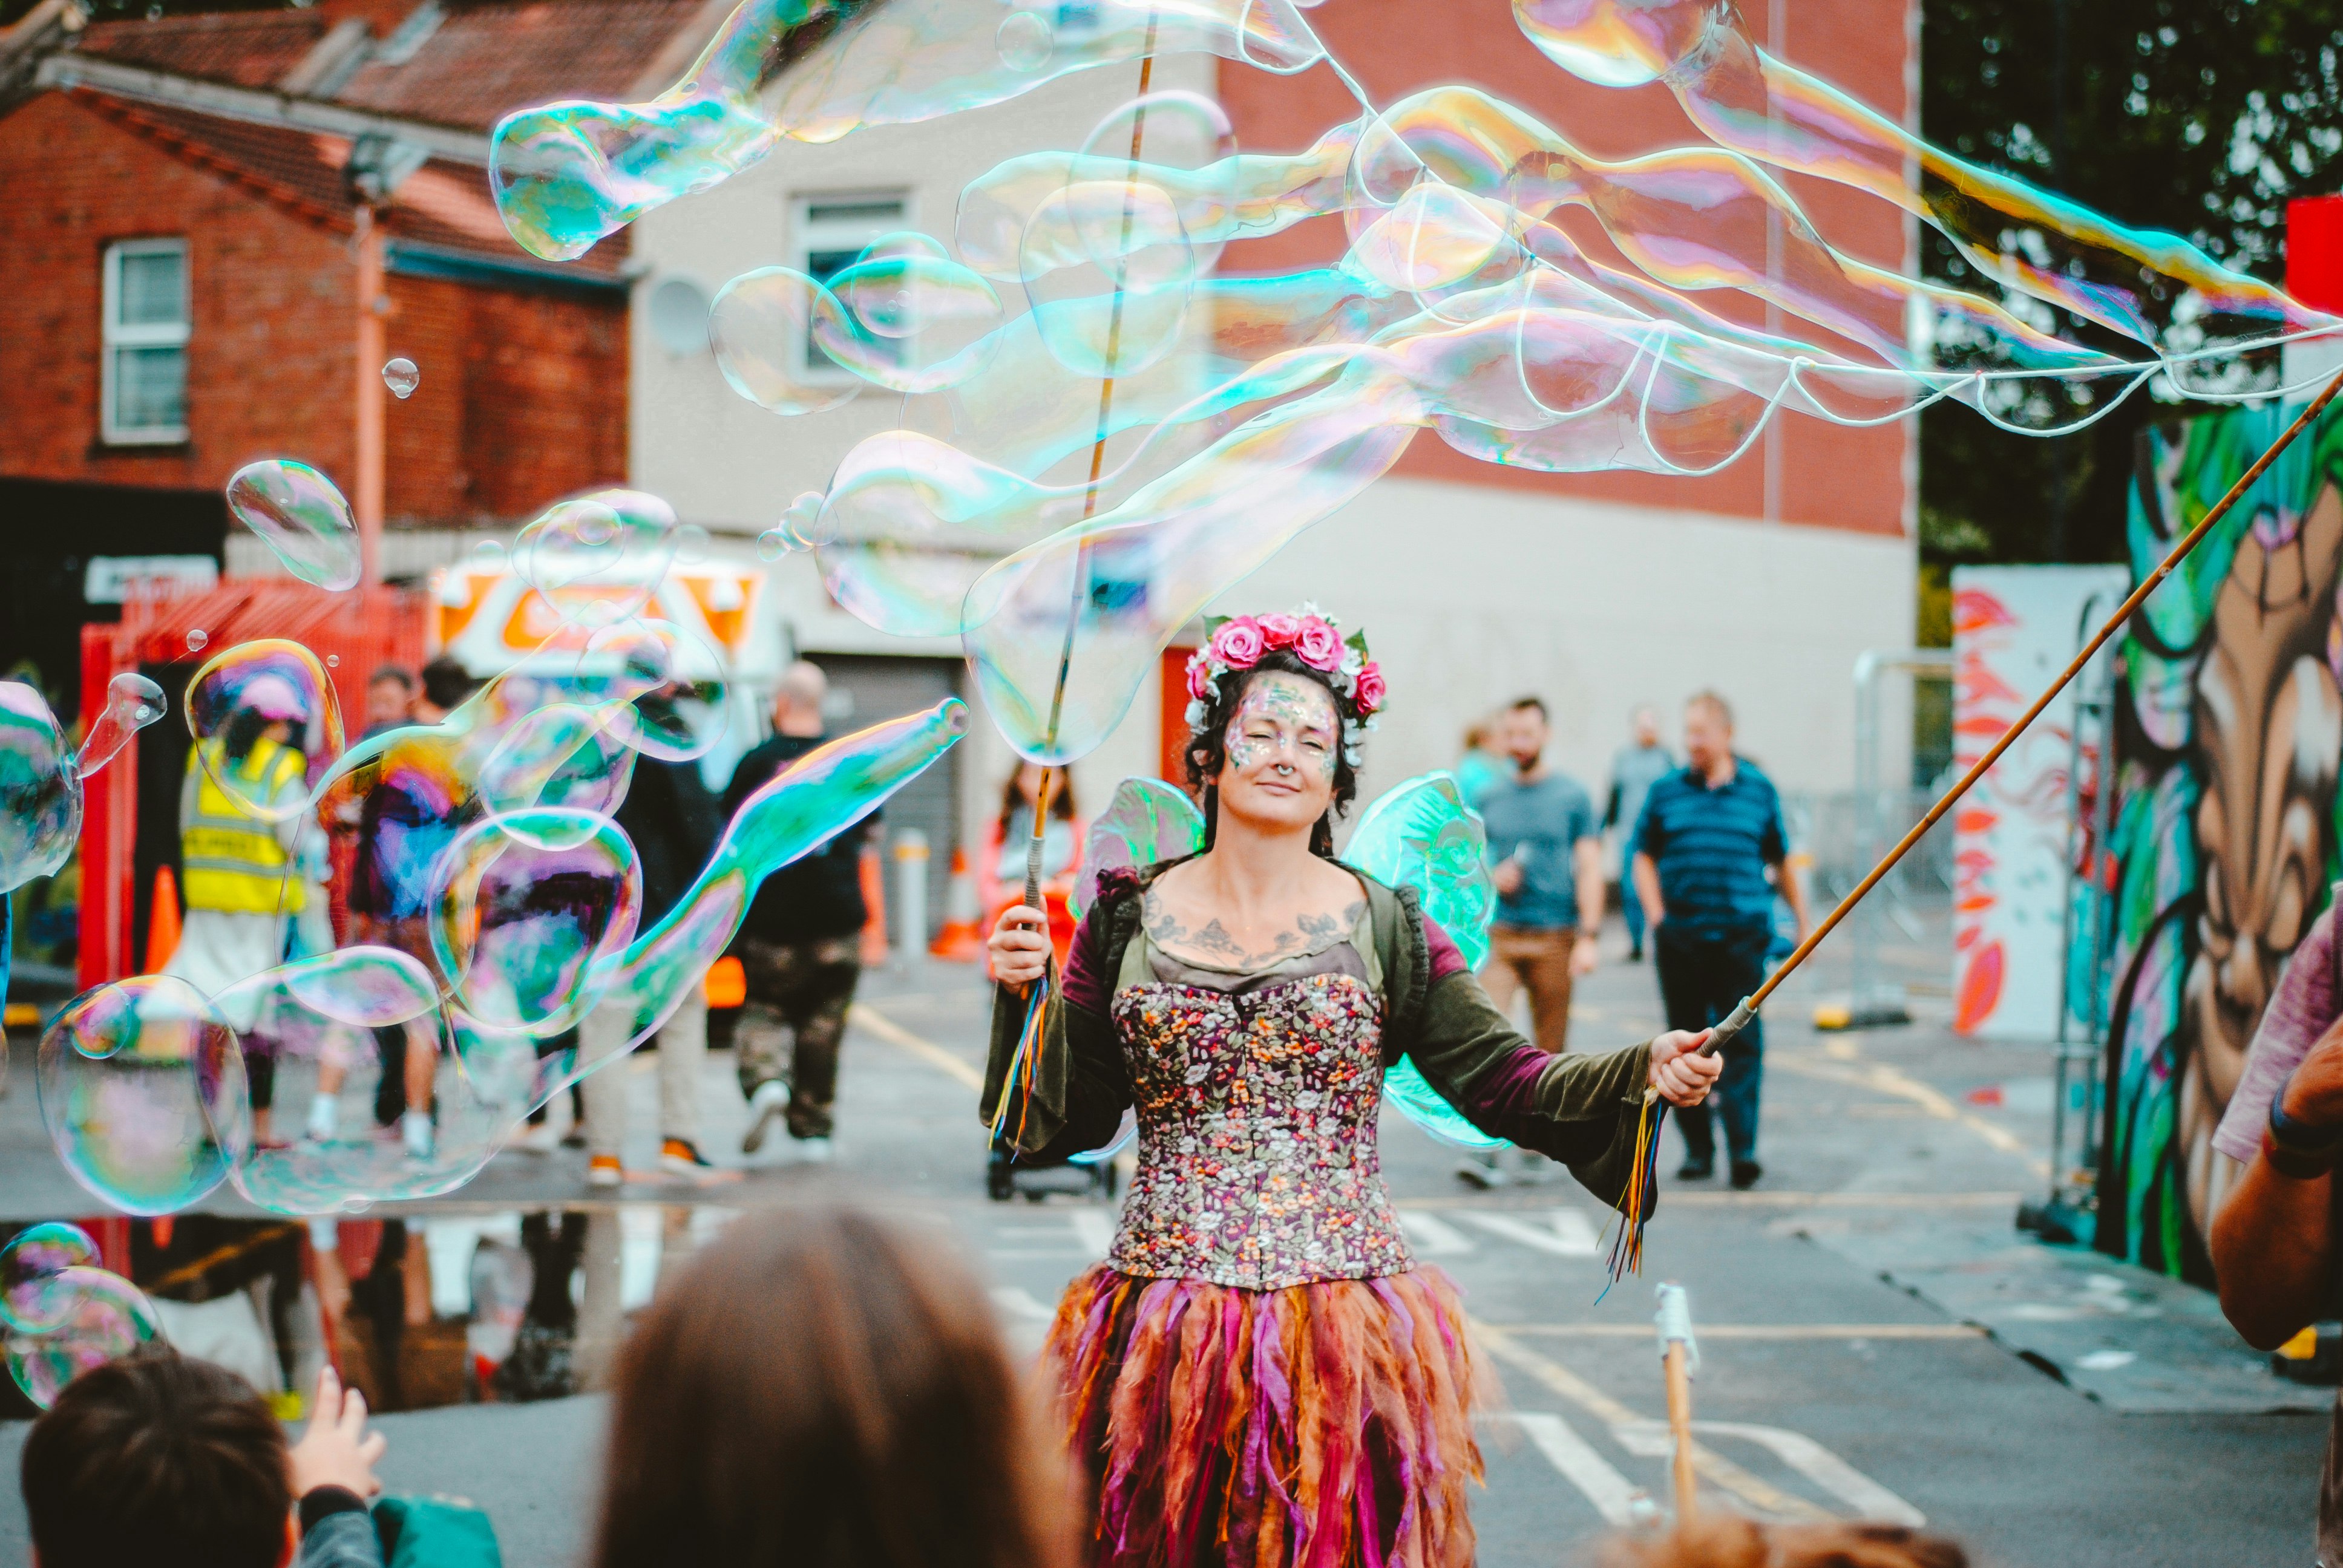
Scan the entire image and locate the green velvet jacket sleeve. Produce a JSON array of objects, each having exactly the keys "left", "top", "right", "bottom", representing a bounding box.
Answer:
[{"left": 1400, "top": 972, "right": 1656, "bottom": 1212}]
